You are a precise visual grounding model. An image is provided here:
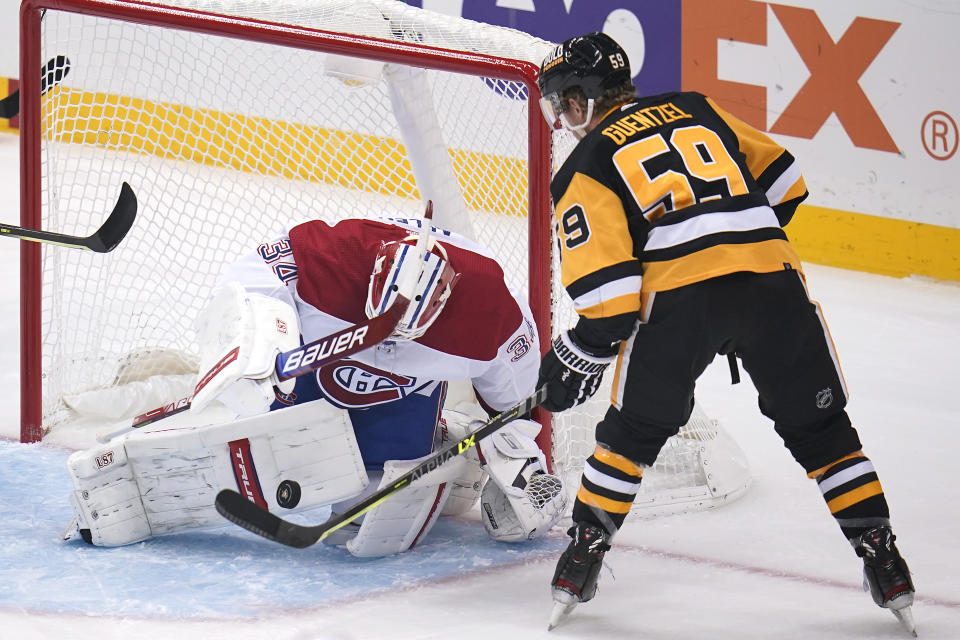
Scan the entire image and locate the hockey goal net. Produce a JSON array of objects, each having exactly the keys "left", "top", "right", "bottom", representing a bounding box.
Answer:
[{"left": 19, "top": 0, "right": 749, "bottom": 517}]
